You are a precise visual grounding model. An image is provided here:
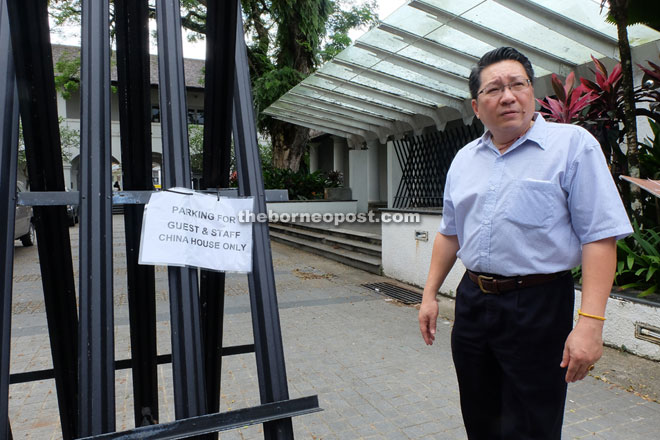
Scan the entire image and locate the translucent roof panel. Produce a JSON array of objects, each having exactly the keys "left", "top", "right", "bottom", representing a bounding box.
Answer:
[
  {"left": 317, "top": 62, "right": 445, "bottom": 106},
  {"left": 264, "top": 0, "right": 660, "bottom": 142},
  {"left": 336, "top": 46, "right": 470, "bottom": 99},
  {"left": 358, "top": 28, "right": 472, "bottom": 77},
  {"left": 300, "top": 76, "right": 423, "bottom": 114},
  {"left": 287, "top": 87, "right": 398, "bottom": 121},
  {"left": 446, "top": 1, "right": 608, "bottom": 62}
]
